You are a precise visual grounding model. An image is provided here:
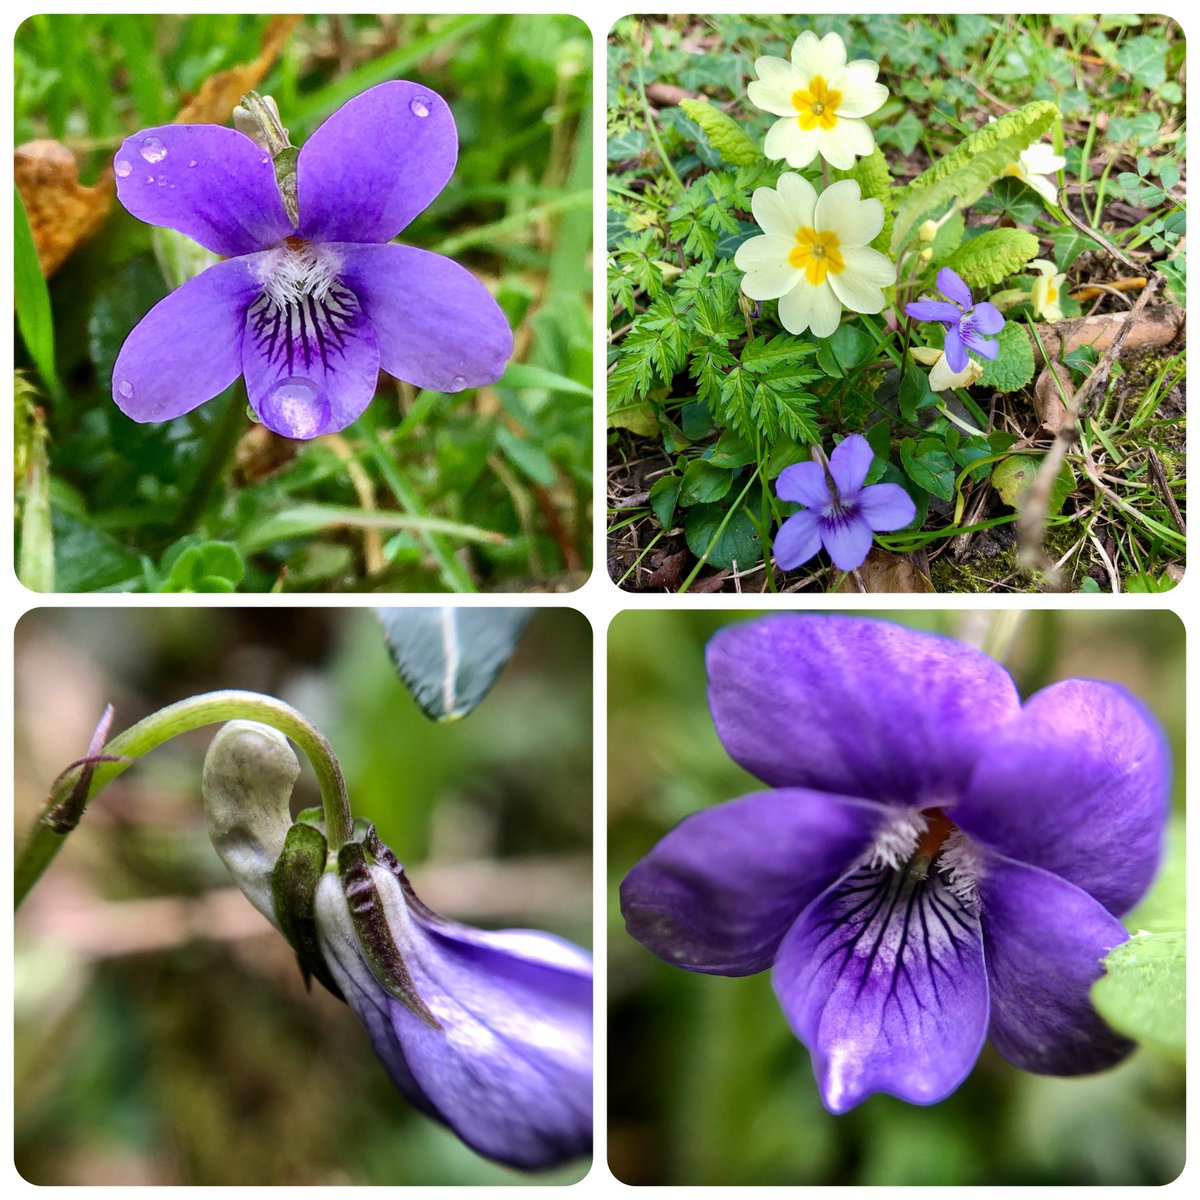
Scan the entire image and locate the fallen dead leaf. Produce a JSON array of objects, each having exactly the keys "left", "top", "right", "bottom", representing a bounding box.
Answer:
[
  {"left": 14, "top": 140, "right": 113, "bottom": 277},
  {"left": 1033, "top": 362, "right": 1074, "bottom": 434},
  {"left": 175, "top": 14, "right": 303, "bottom": 123},
  {"left": 836, "top": 548, "right": 935, "bottom": 593},
  {"left": 646, "top": 82, "right": 692, "bottom": 108}
]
